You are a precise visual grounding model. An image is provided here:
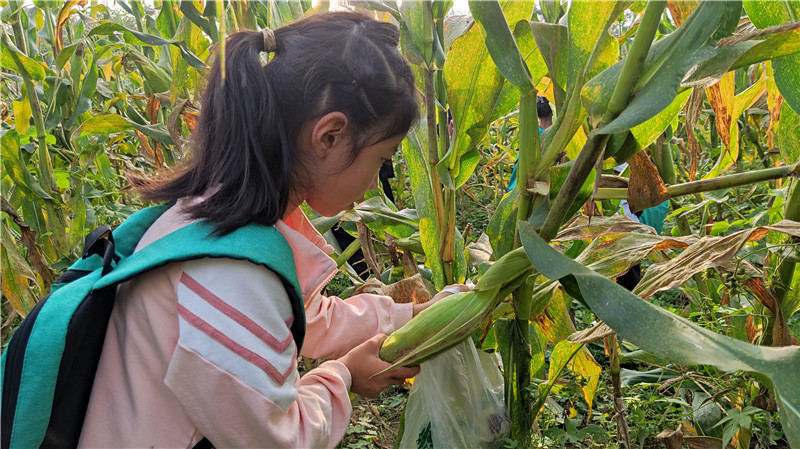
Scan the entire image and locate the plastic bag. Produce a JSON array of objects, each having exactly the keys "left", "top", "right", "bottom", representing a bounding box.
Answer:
[{"left": 399, "top": 339, "right": 510, "bottom": 449}]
